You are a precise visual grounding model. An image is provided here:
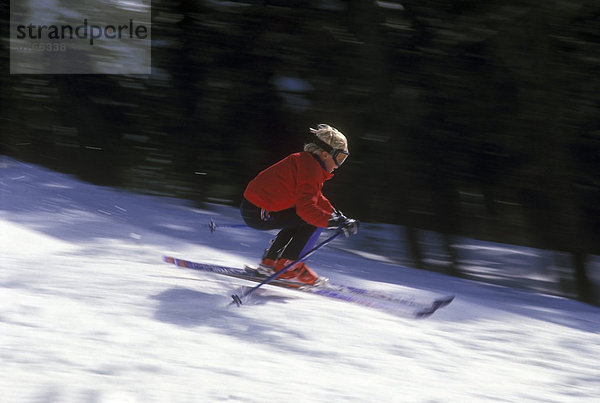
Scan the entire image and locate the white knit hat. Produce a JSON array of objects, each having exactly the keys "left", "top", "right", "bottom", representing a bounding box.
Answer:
[{"left": 309, "top": 124, "right": 348, "bottom": 153}]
